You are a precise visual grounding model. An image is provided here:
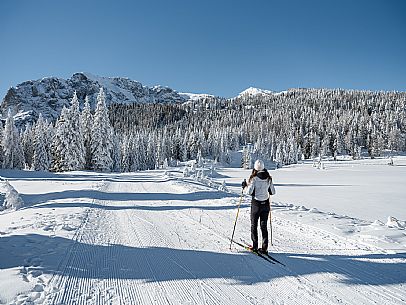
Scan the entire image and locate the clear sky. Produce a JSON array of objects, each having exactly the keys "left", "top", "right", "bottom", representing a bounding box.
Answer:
[{"left": 0, "top": 0, "right": 405, "bottom": 98}]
